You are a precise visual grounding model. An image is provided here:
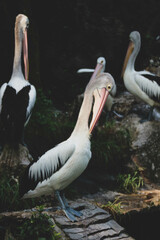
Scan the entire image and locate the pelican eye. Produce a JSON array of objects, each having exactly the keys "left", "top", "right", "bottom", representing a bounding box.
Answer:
[
  {"left": 107, "top": 84, "right": 112, "bottom": 91},
  {"left": 100, "top": 60, "right": 104, "bottom": 64},
  {"left": 26, "top": 20, "right": 29, "bottom": 29}
]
